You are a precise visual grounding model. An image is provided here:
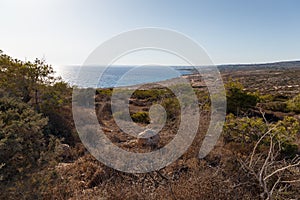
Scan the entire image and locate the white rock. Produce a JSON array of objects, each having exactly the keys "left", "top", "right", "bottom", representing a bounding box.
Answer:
[{"left": 137, "top": 129, "right": 160, "bottom": 147}]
